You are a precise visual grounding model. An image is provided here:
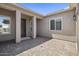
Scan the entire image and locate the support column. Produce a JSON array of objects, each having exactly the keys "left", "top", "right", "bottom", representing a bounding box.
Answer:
[
  {"left": 16, "top": 10, "right": 21, "bottom": 43},
  {"left": 32, "top": 16, "right": 37, "bottom": 39},
  {"left": 76, "top": 4, "right": 79, "bottom": 55}
]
